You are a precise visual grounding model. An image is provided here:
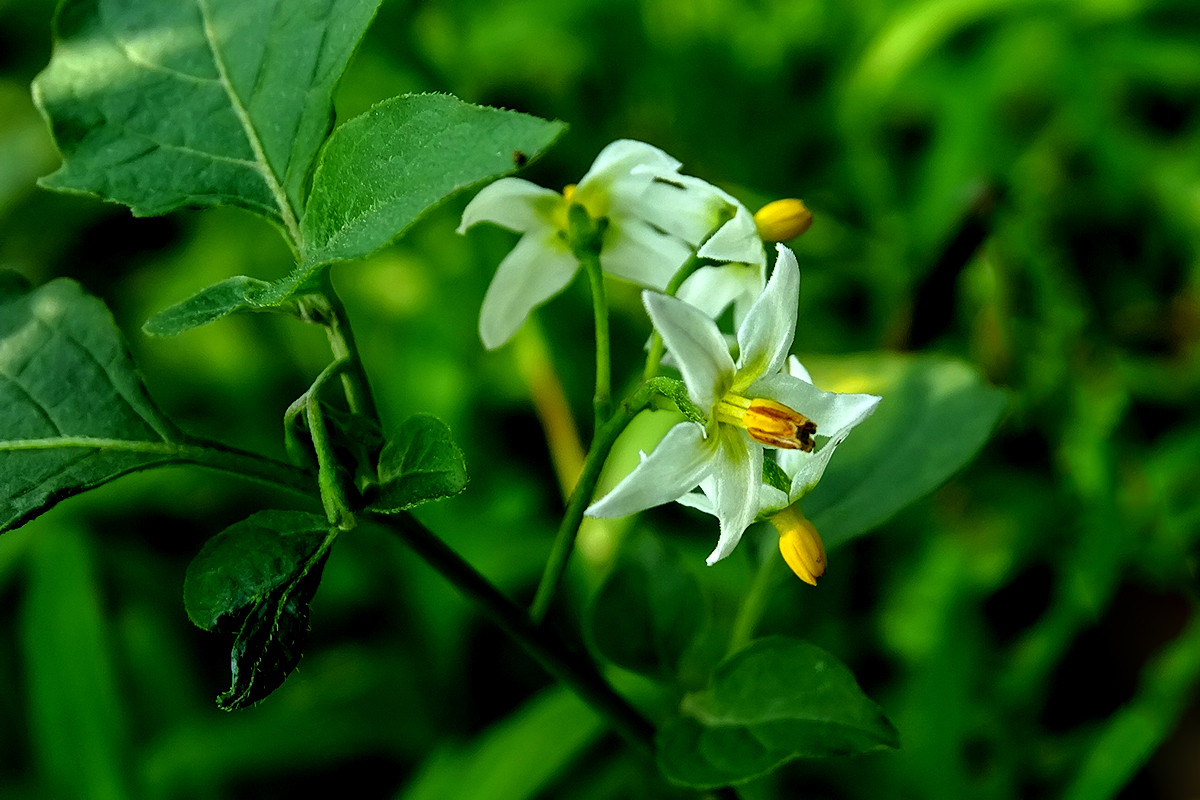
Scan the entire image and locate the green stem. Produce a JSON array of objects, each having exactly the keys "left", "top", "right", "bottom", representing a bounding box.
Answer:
[
  {"left": 176, "top": 436, "right": 316, "bottom": 498},
  {"left": 728, "top": 544, "right": 783, "bottom": 655},
  {"left": 643, "top": 251, "right": 706, "bottom": 381},
  {"left": 529, "top": 382, "right": 658, "bottom": 624},
  {"left": 578, "top": 249, "right": 612, "bottom": 423},
  {"left": 368, "top": 509, "right": 655, "bottom": 756},
  {"left": 317, "top": 272, "right": 380, "bottom": 426}
]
